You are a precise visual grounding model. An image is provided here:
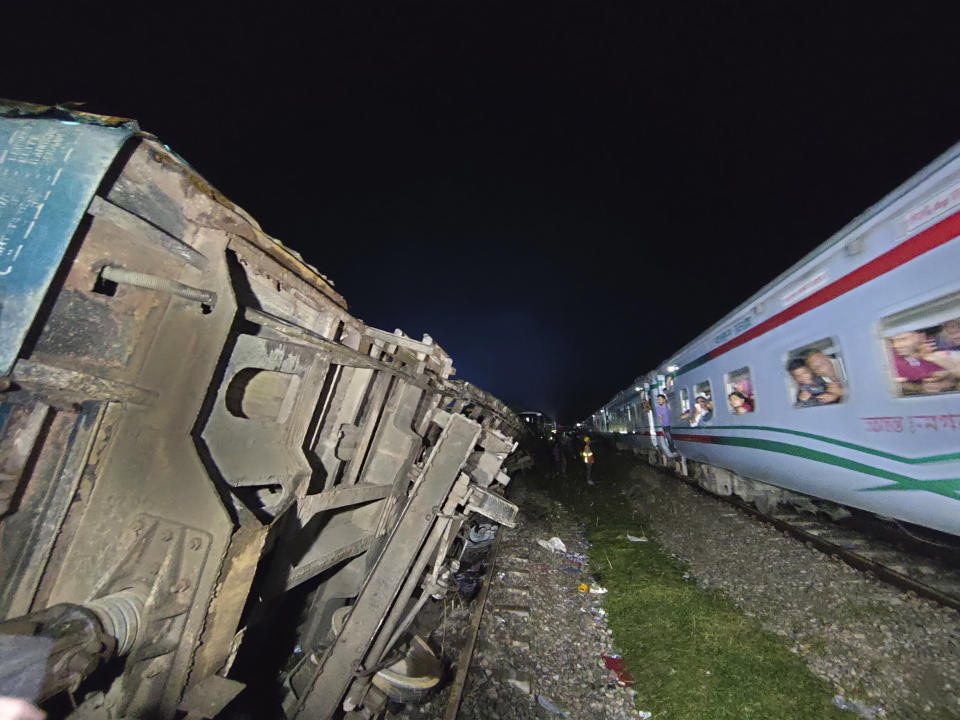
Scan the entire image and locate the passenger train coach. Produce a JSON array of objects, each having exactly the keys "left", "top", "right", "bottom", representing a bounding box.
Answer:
[{"left": 589, "top": 140, "right": 960, "bottom": 538}]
